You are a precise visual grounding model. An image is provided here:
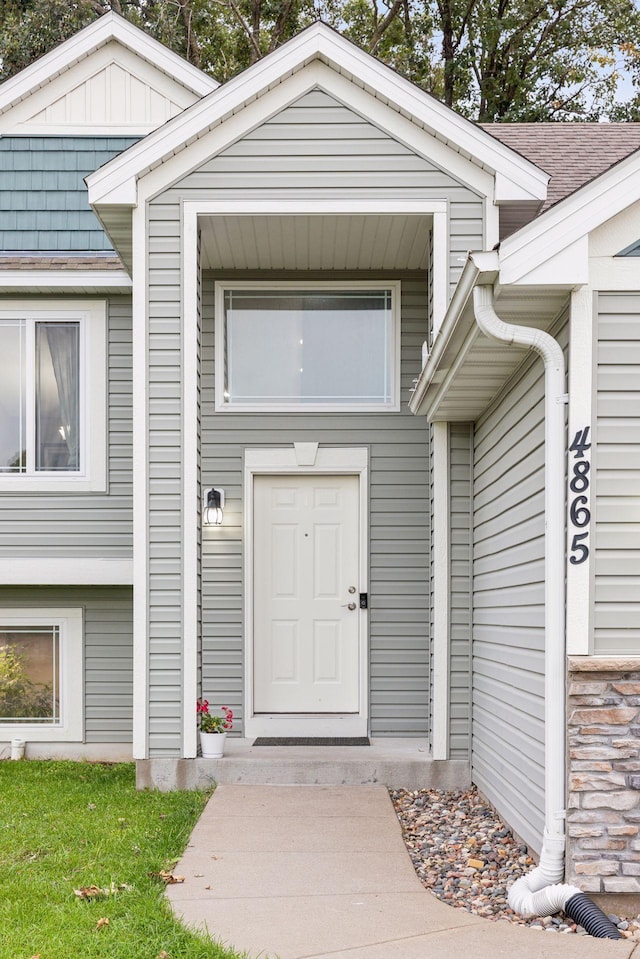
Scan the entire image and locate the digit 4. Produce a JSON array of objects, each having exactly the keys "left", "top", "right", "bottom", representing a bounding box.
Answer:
[{"left": 569, "top": 427, "right": 591, "bottom": 459}]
